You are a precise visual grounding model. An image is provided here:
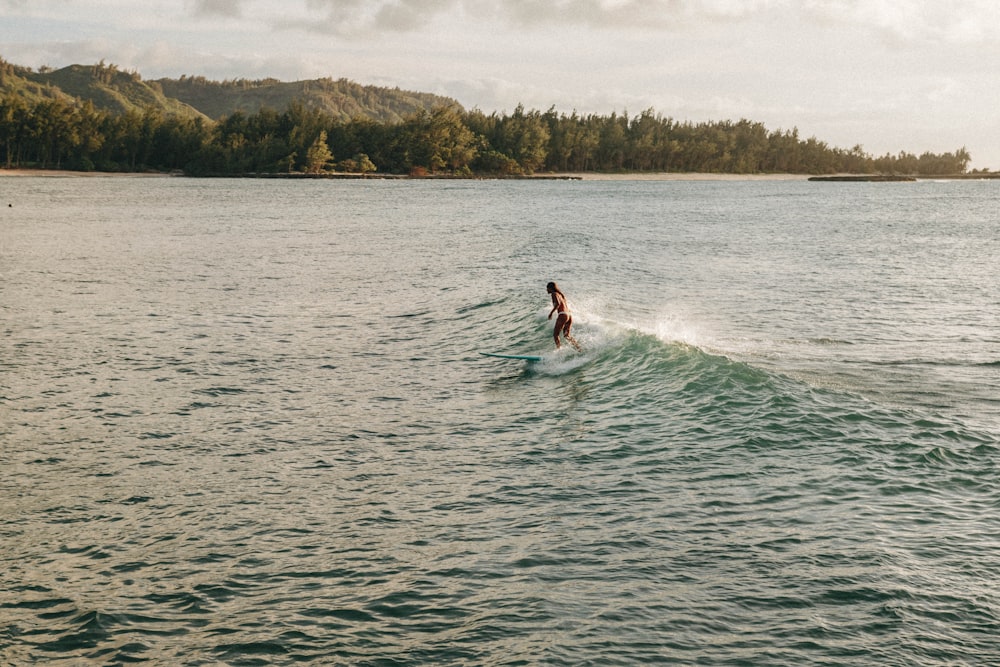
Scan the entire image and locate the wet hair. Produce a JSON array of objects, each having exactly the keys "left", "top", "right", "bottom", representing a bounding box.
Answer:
[{"left": 547, "top": 281, "right": 563, "bottom": 296}]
